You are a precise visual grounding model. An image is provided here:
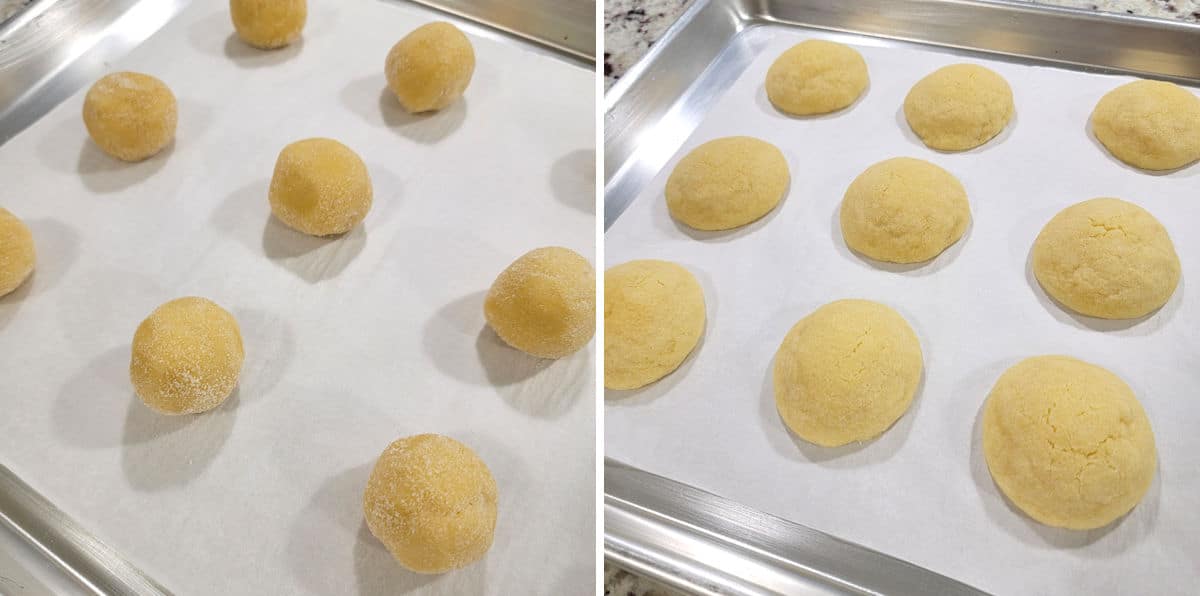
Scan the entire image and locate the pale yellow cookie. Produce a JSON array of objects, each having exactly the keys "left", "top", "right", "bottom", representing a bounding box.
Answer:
[
  {"left": 385, "top": 22, "right": 475, "bottom": 113},
  {"left": 840, "top": 157, "right": 970, "bottom": 263},
  {"left": 363, "top": 434, "right": 498, "bottom": 574},
  {"left": 484, "top": 247, "right": 596, "bottom": 359},
  {"left": 83, "top": 72, "right": 177, "bottom": 162},
  {"left": 269, "top": 138, "right": 373, "bottom": 236},
  {"left": 1090, "top": 80, "right": 1200, "bottom": 171},
  {"left": 983, "top": 356, "right": 1156, "bottom": 530},
  {"left": 230, "top": 0, "right": 306, "bottom": 49},
  {"left": 605, "top": 260, "right": 705, "bottom": 390},
  {"left": 903, "top": 64, "right": 1014, "bottom": 151},
  {"left": 1032, "top": 198, "right": 1180, "bottom": 319},
  {"left": 0, "top": 207, "right": 35, "bottom": 298},
  {"left": 130, "top": 297, "right": 244, "bottom": 415},
  {"left": 665, "top": 137, "right": 789, "bottom": 231},
  {"left": 766, "top": 39, "right": 868, "bottom": 115},
  {"left": 773, "top": 299, "right": 922, "bottom": 447}
]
